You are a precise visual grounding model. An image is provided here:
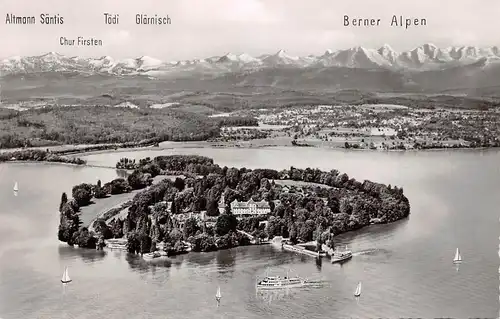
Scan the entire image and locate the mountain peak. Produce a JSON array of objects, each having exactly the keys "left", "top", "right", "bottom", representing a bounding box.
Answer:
[
  {"left": 422, "top": 43, "right": 437, "bottom": 48},
  {"left": 379, "top": 44, "right": 395, "bottom": 51},
  {"left": 2, "top": 43, "right": 499, "bottom": 77},
  {"left": 237, "top": 53, "right": 258, "bottom": 63},
  {"left": 42, "top": 51, "right": 61, "bottom": 57},
  {"left": 136, "top": 55, "right": 160, "bottom": 61},
  {"left": 414, "top": 43, "right": 438, "bottom": 53},
  {"left": 216, "top": 52, "right": 239, "bottom": 63},
  {"left": 351, "top": 46, "right": 371, "bottom": 54},
  {"left": 276, "top": 49, "right": 286, "bottom": 56}
]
